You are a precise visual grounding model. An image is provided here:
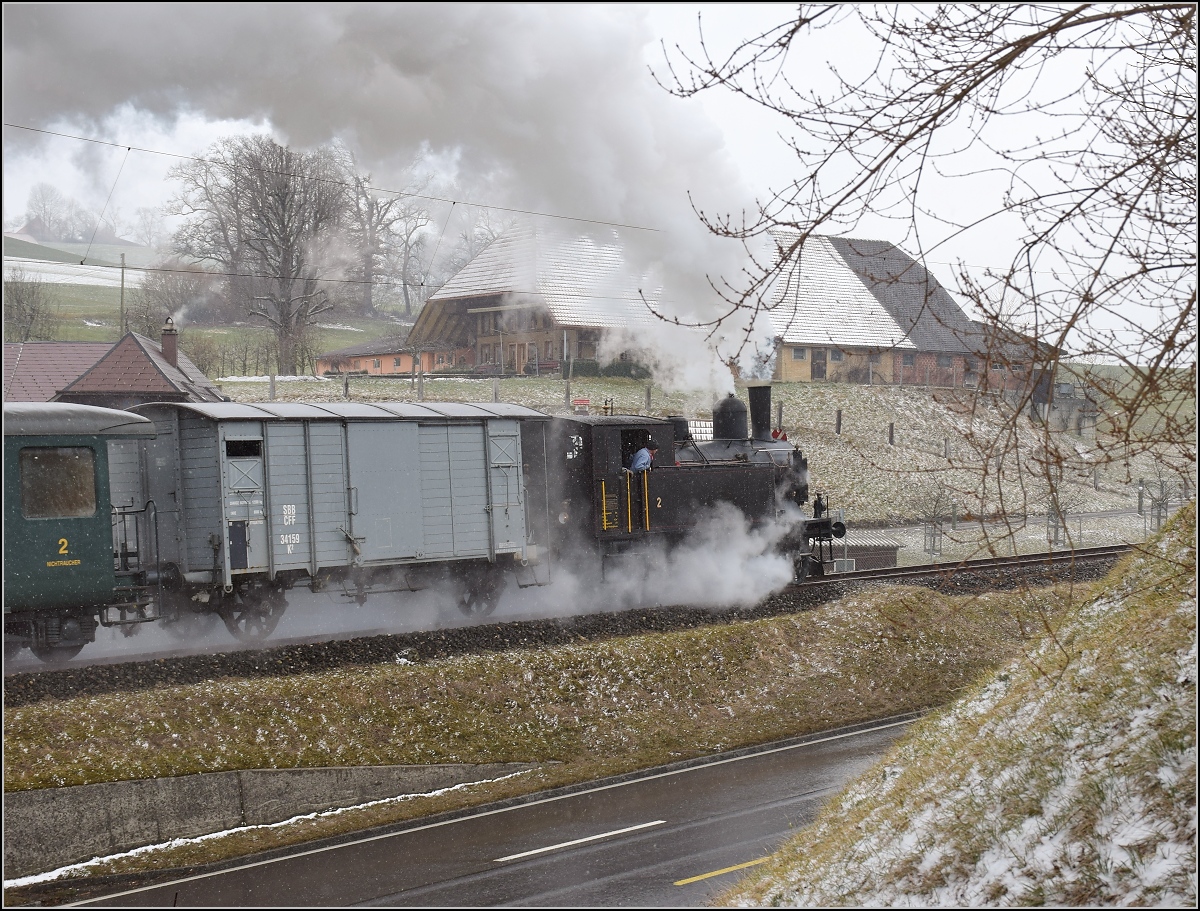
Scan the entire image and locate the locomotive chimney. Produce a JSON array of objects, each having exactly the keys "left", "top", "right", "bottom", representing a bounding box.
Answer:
[
  {"left": 161, "top": 317, "right": 178, "bottom": 368},
  {"left": 746, "top": 382, "right": 773, "bottom": 442},
  {"left": 712, "top": 393, "right": 749, "bottom": 440}
]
